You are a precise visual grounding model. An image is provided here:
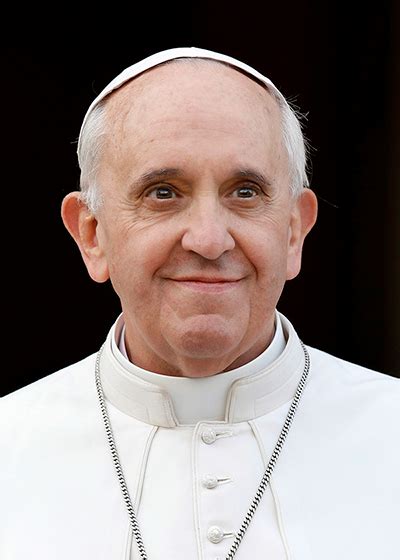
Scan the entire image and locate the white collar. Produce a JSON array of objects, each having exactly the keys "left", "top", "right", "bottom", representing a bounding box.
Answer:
[
  {"left": 115, "top": 314, "right": 285, "bottom": 424},
  {"left": 99, "top": 311, "right": 306, "bottom": 427}
]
